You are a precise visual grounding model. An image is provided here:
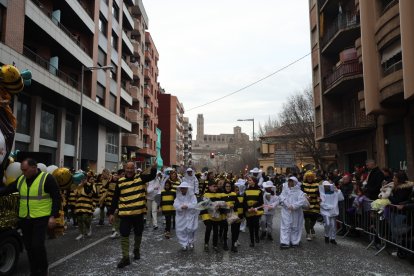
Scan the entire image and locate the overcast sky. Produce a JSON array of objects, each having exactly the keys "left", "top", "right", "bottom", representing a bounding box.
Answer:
[{"left": 142, "top": 0, "right": 312, "bottom": 138}]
